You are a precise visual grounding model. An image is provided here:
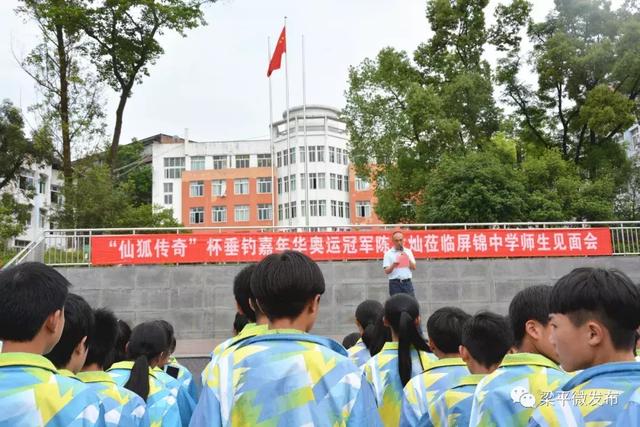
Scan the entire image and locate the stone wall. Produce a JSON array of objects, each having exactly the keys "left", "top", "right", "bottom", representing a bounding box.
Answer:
[{"left": 56, "top": 256, "right": 640, "bottom": 355}]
